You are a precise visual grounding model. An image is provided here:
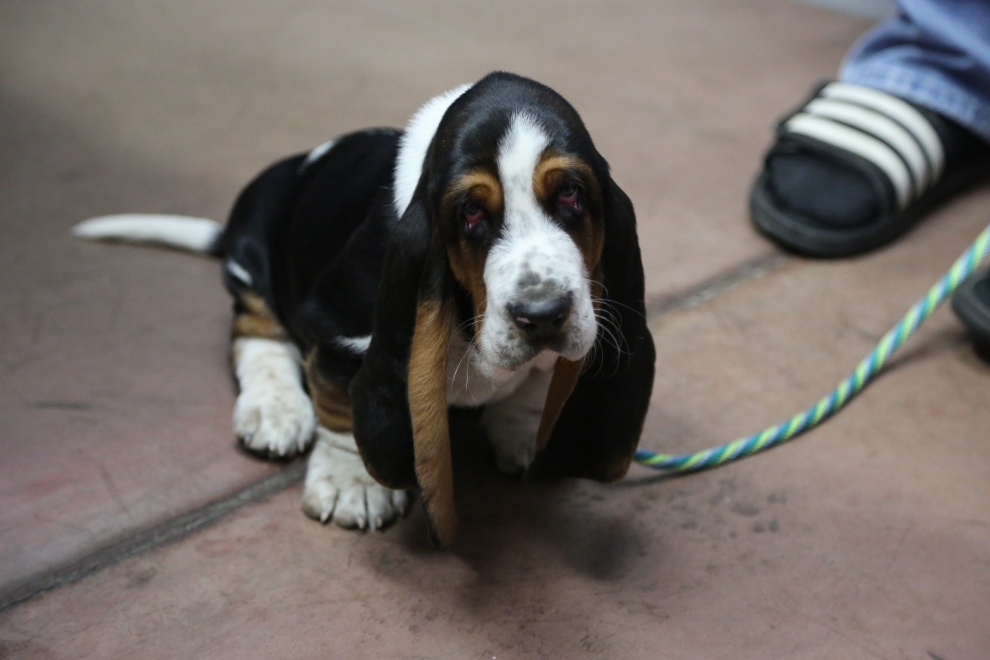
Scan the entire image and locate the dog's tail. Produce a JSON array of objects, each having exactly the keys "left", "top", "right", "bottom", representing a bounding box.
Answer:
[{"left": 73, "top": 214, "right": 224, "bottom": 256}]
